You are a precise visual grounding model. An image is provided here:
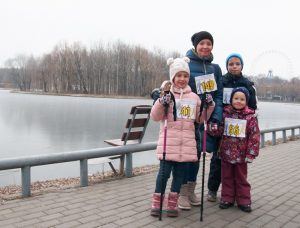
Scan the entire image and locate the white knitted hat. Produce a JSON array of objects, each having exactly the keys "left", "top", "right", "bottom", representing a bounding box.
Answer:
[{"left": 167, "top": 57, "right": 190, "bottom": 83}]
